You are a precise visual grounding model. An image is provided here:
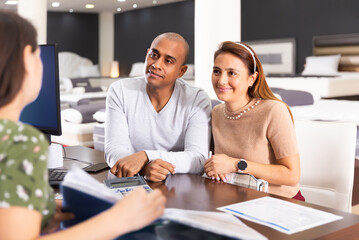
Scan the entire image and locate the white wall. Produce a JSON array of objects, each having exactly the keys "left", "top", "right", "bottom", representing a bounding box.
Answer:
[
  {"left": 18, "top": 0, "right": 47, "bottom": 44},
  {"left": 195, "top": 0, "right": 241, "bottom": 99},
  {"left": 99, "top": 12, "right": 114, "bottom": 77}
]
